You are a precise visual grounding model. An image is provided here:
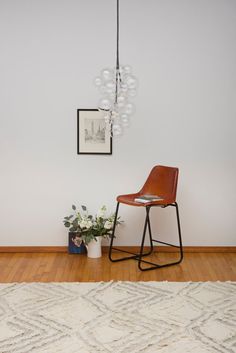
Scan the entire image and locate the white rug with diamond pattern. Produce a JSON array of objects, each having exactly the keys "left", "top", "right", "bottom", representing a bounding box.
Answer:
[{"left": 0, "top": 281, "right": 235, "bottom": 353}]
